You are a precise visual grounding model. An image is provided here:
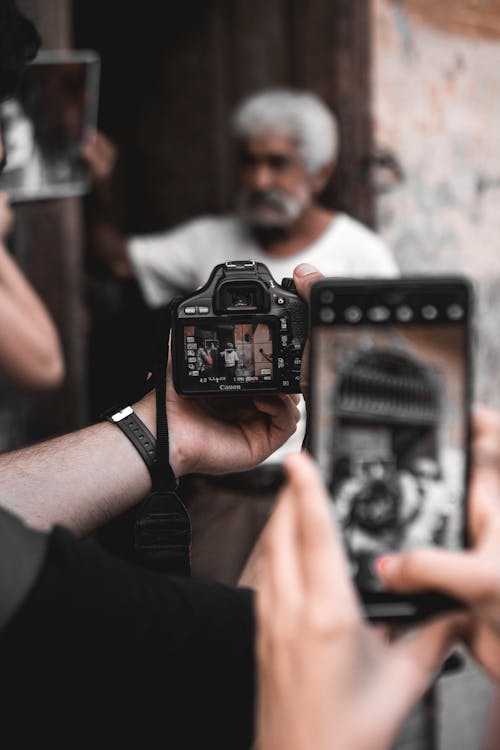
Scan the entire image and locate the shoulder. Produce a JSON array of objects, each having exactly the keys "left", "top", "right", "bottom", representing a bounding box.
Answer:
[
  {"left": 334, "top": 213, "right": 388, "bottom": 247},
  {"left": 332, "top": 213, "right": 398, "bottom": 273},
  {"left": 129, "top": 214, "right": 237, "bottom": 249},
  {"left": 177, "top": 214, "right": 243, "bottom": 239}
]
